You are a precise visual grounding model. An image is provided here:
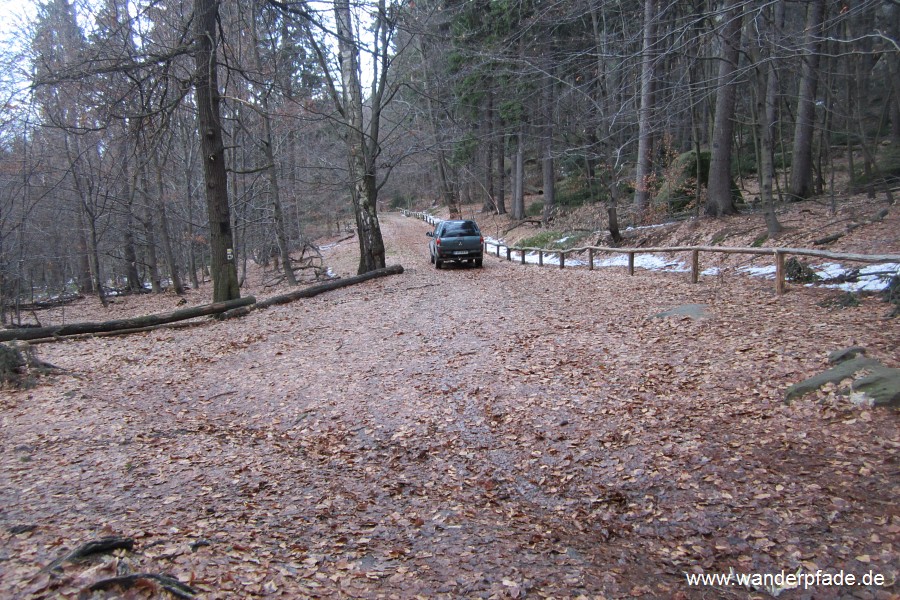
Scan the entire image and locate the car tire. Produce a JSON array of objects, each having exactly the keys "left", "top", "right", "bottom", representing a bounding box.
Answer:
[
  {"left": 430, "top": 253, "right": 435, "bottom": 264},
  {"left": 475, "top": 258, "right": 483, "bottom": 268},
  {"left": 435, "top": 258, "right": 442, "bottom": 269}
]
